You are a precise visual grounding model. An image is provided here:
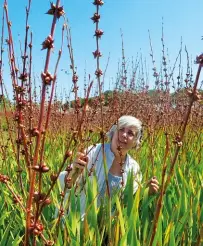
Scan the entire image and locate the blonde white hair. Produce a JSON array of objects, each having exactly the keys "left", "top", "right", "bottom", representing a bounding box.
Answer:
[{"left": 106, "top": 115, "right": 143, "bottom": 147}]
